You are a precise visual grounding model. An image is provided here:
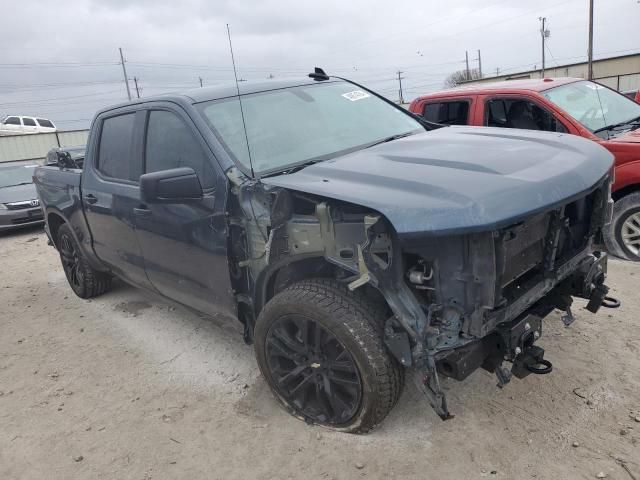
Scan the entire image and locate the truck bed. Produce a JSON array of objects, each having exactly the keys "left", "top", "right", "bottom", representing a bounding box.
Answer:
[{"left": 33, "top": 166, "right": 84, "bottom": 242}]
